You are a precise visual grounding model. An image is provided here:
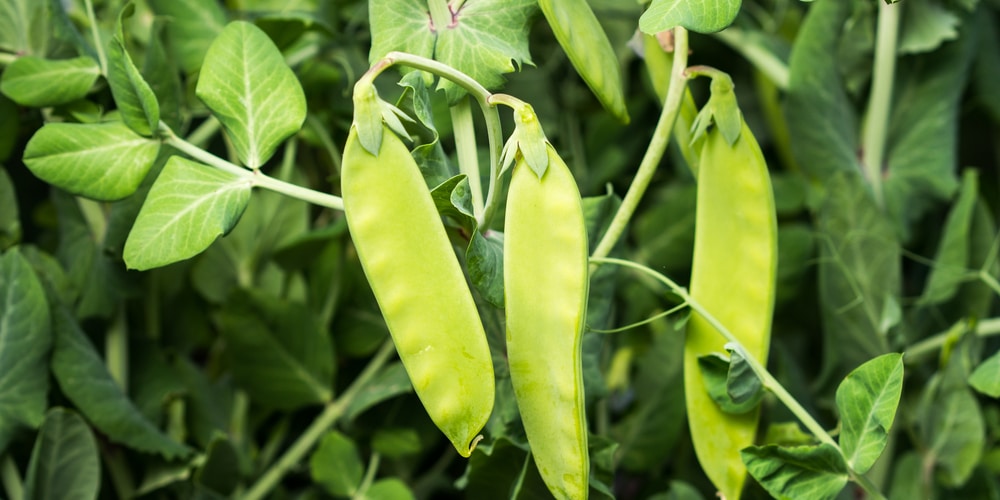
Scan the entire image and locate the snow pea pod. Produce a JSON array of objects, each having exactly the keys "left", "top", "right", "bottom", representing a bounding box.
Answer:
[
  {"left": 685, "top": 120, "right": 777, "bottom": 499},
  {"left": 504, "top": 145, "right": 590, "bottom": 500},
  {"left": 341, "top": 125, "right": 494, "bottom": 457}
]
